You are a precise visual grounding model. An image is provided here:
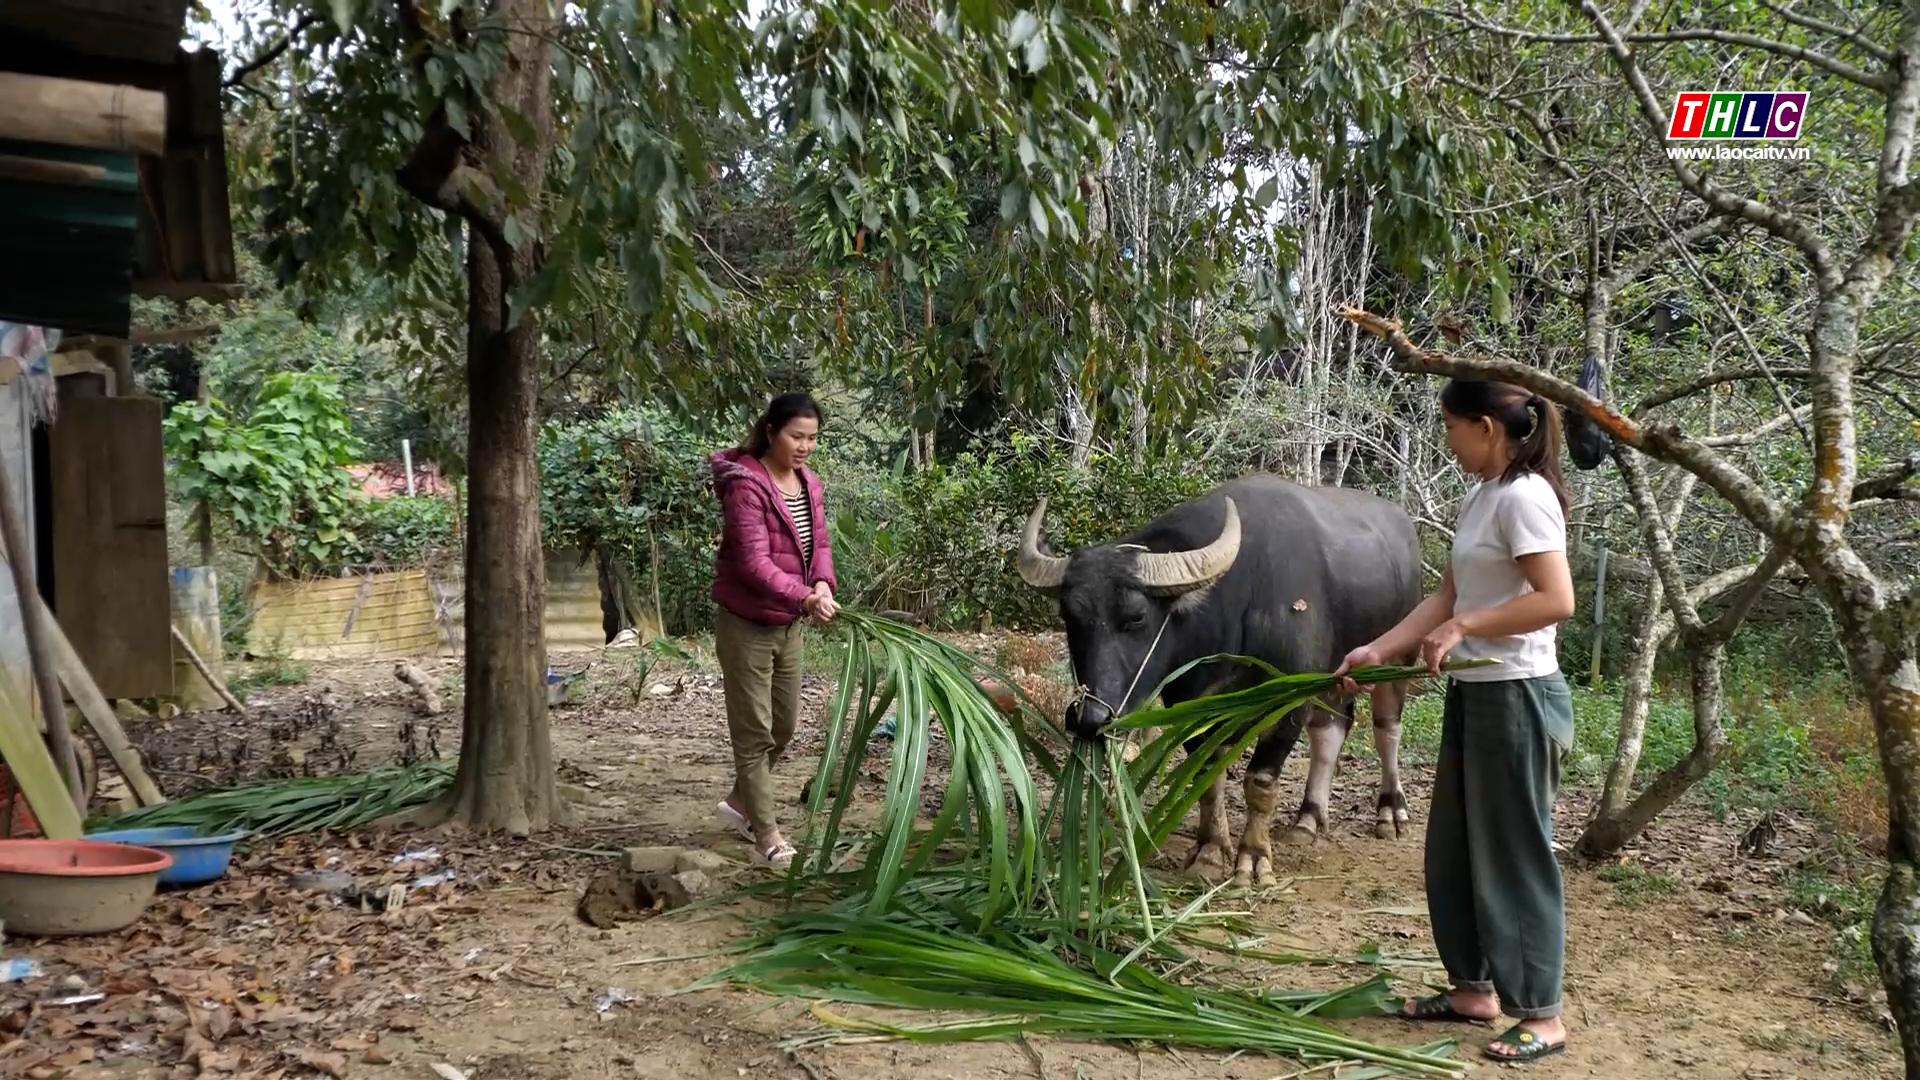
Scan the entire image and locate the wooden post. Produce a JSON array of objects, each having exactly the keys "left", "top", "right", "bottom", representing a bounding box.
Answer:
[
  {"left": 0, "top": 445, "right": 82, "bottom": 813},
  {"left": 197, "top": 362, "right": 214, "bottom": 565},
  {"left": 24, "top": 583, "right": 166, "bottom": 808},
  {"left": 170, "top": 625, "right": 245, "bottom": 713},
  {"left": 97, "top": 343, "right": 134, "bottom": 399}
]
